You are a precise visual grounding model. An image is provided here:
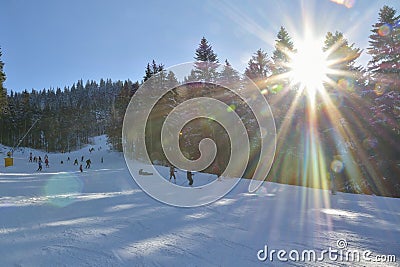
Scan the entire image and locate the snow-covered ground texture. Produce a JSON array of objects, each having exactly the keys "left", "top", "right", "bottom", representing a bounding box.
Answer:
[{"left": 0, "top": 136, "right": 399, "bottom": 266}]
